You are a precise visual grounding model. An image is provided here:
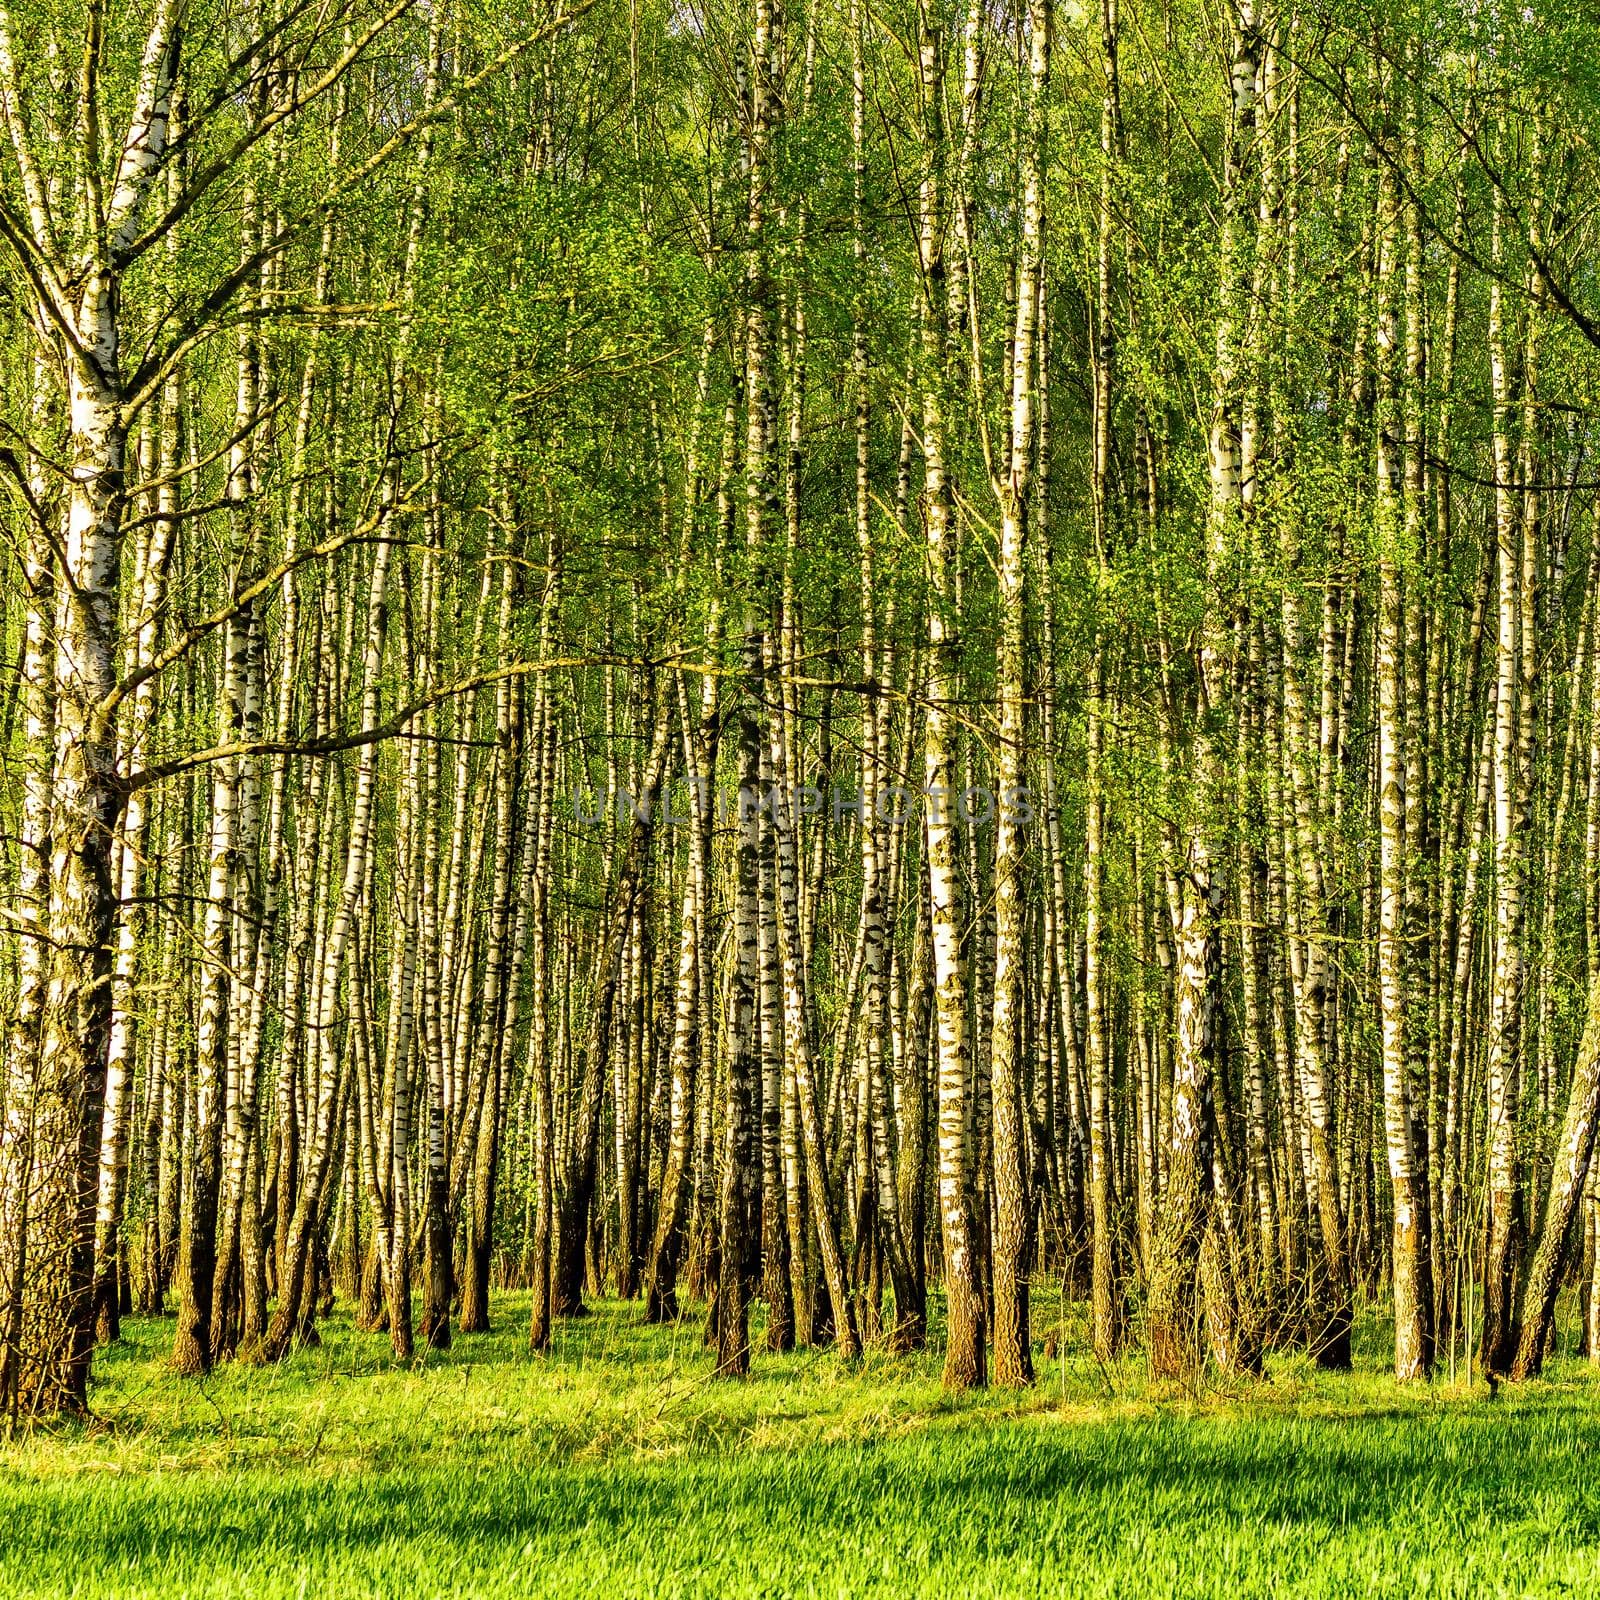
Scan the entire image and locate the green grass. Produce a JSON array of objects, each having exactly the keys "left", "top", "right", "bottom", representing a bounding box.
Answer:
[{"left": 3, "top": 1291, "right": 1599, "bottom": 1597}]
